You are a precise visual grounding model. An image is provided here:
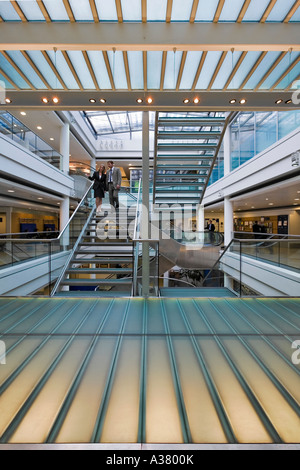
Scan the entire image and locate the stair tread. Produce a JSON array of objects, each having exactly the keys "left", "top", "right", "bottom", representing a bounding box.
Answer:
[{"left": 61, "top": 279, "right": 132, "bottom": 285}]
